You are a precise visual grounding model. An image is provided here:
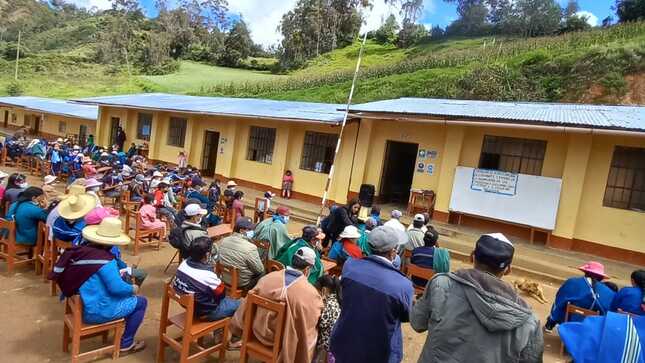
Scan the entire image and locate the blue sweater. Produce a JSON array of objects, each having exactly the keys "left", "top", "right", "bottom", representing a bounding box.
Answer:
[
  {"left": 7, "top": 201, "right": 48, "bottom": 245},
  {"left": 549, "top": 276, "right": 616, "bottom": 324},
  {"left": 330, "top": 256, "right": 413, "bottom": 363},
  {"left": 611, "top": 287, "right": 645, "bottom": 316},
  {"left": 79, "top": 259, "right": 137, "bottom": 324}
]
